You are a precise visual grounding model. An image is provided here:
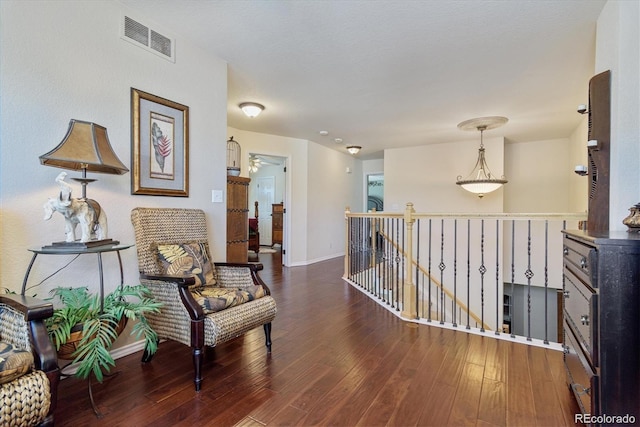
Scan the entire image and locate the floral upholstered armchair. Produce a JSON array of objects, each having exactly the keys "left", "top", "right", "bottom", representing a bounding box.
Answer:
[
  {"left": 130, "top": 207, "right": 277, "bottom": 391},
  {"left": 0, "top": 294, "right": 60, "bottom": 426}
]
